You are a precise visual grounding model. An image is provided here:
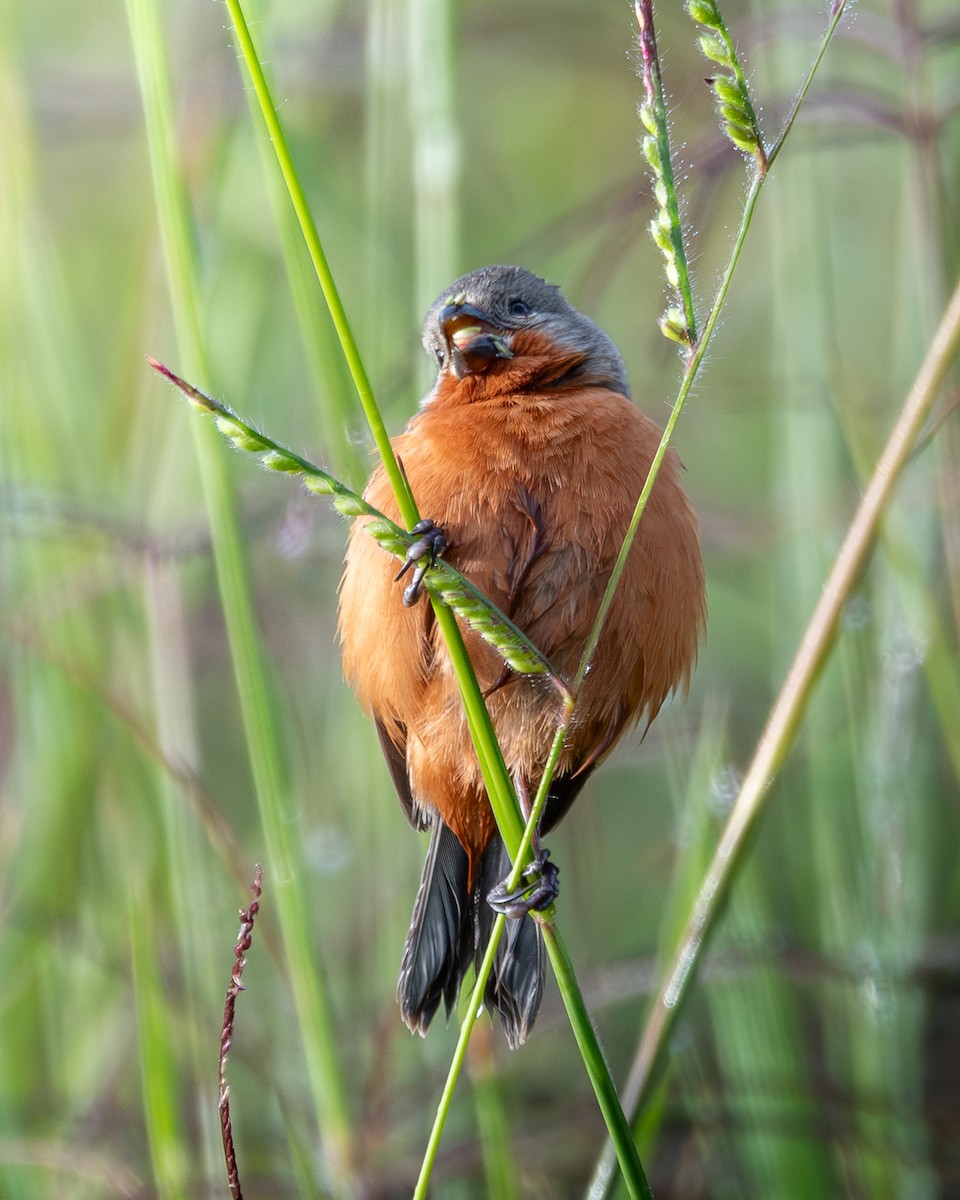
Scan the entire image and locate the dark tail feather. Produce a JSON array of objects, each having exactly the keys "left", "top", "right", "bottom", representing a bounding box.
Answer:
[
  {"left": 399, "top": 823, "right": 545, "bottom": 1047},
  {"left": 476, "top": 835, "right": 545, "bottom": 1050},
  {"left": 398, "top": 820, "right": 473, "bottom": 1036}
]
